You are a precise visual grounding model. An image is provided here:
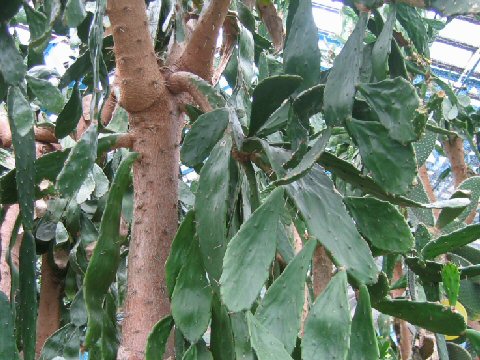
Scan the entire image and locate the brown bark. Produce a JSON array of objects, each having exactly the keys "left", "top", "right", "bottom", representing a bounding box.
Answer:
[
  {"left": 312, "top": 245, "right": 333, "bottom": 297},
  {"left": 176, "top": 0, "right": 231, "bottom": 81},
  {"left": 257, "top": 1, "right": 285, "bottom": 53},
  {"left": 107, "top": 0, "right": 179, "bottom": 358},
  {"left": 391, "top": 260, "right": 412, "bottom": 360},
  {"left": 0, "top": 205, "right": 20, "bottom": 298},
  {"left": 212, "top": 15, "right": 237, "bottom": 85},
  {"left": 0, "top": 115, "right": 58, "bottom": 148},
  {"left": 443, "top": 136, "right": 468, "bottom": 188},
  {"left": 292, "top": 225, "right": 308, "bottom": 335},
  {"left": 167, "top": 71, "right": 213, "bottom": 112},
  {"left": 35, "top": 254, "right": 62, "bottom": 357},
  {"left": 418, "top": 165, "right": 440, "bottom": 219}
]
